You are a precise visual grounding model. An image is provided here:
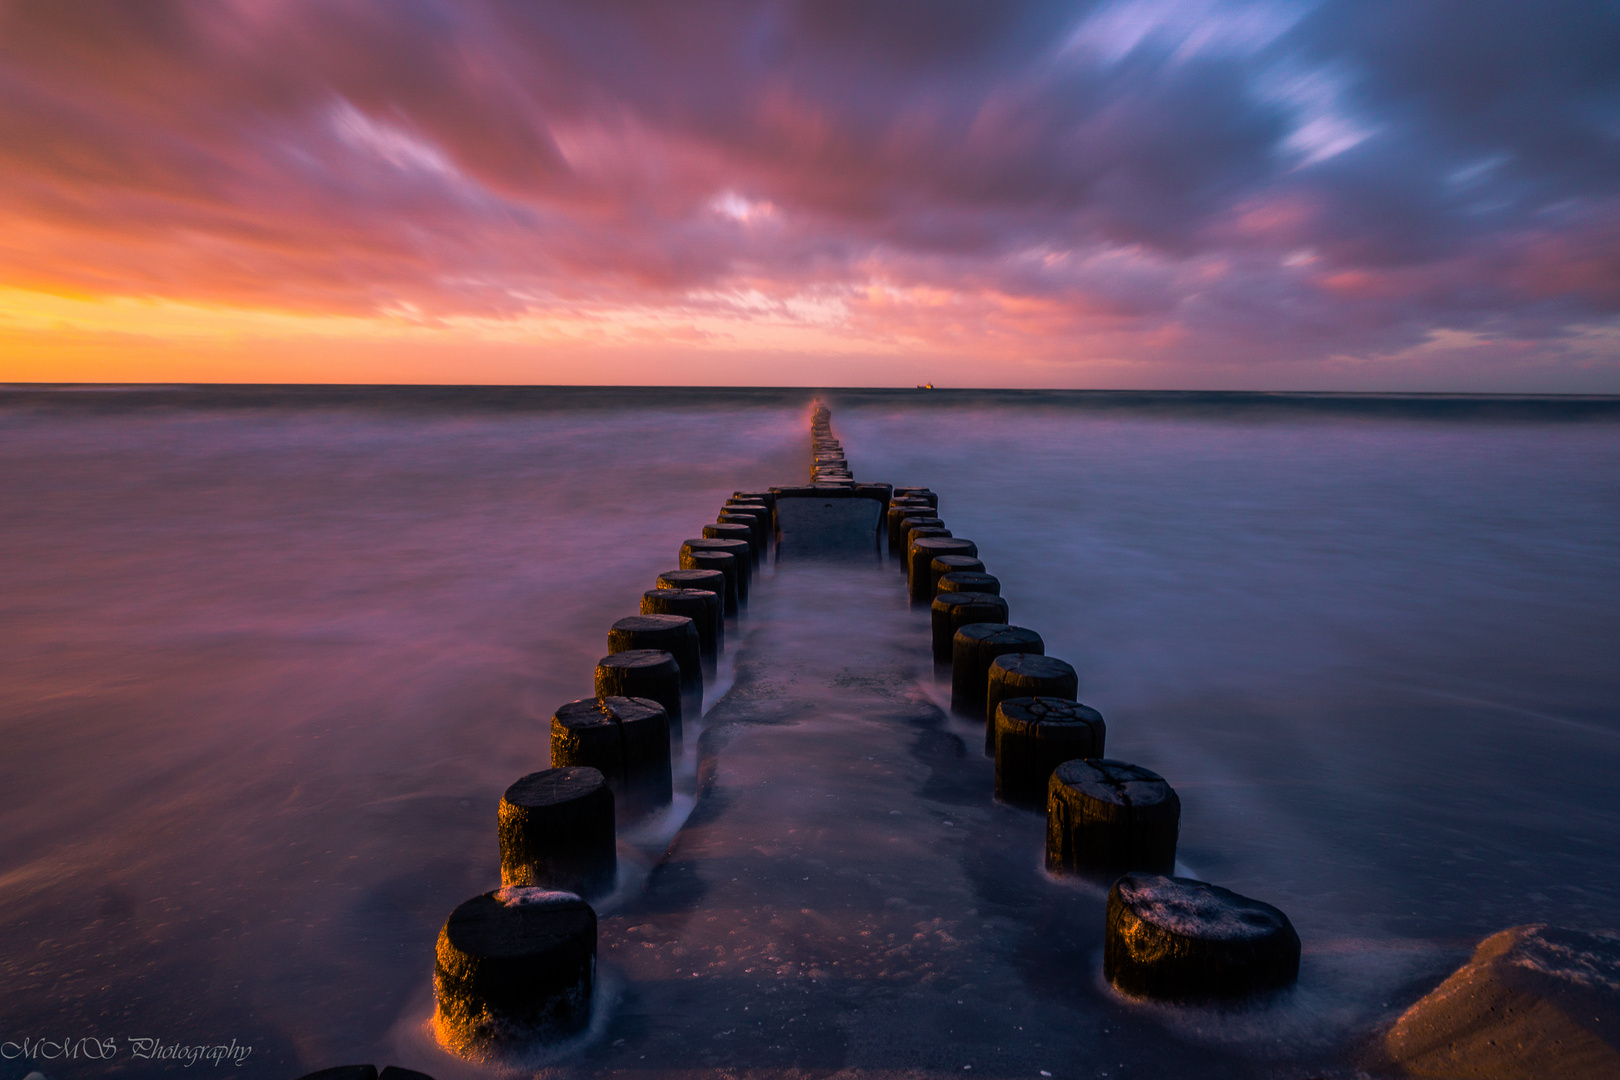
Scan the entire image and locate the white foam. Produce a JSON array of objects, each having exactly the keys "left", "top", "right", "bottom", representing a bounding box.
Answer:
[
  {"left": 384, "top": 962, "right": 625, "bottom": 1079},
  {"left": 1118, "top": 875, "right": 1285, "bottom": 941},
  {"left": 1506, "top": 925, "right": 1620, "bottom": 993},
  {"left": 492, "top": 886, "right": 581, "bottom": 908},
  {"left": 1096, "top": 937, "right": 1454, "bottom": 1056}
]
